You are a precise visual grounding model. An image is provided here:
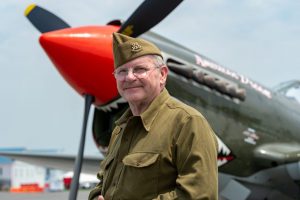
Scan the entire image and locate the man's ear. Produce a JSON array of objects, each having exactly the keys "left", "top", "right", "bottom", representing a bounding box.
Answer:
[{"left": 160, "top": 65, "right": 168, "bottom": 85}]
